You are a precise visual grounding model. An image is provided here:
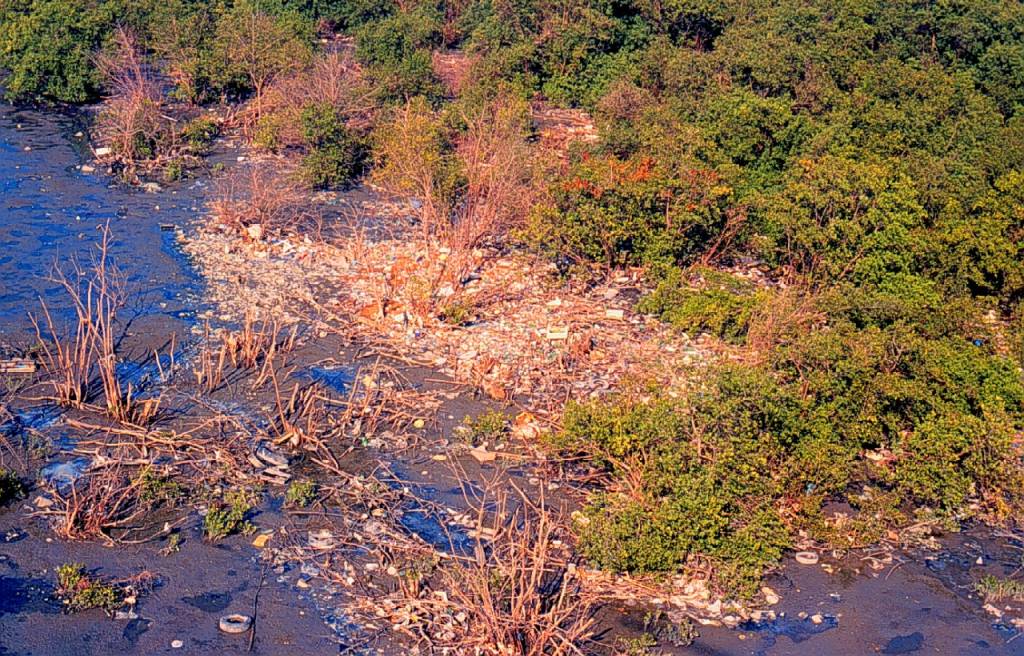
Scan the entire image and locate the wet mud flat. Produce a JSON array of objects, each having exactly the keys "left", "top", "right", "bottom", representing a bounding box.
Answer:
[{"left": 1, "top": 100, "right": 1024, "bottom": 656}]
